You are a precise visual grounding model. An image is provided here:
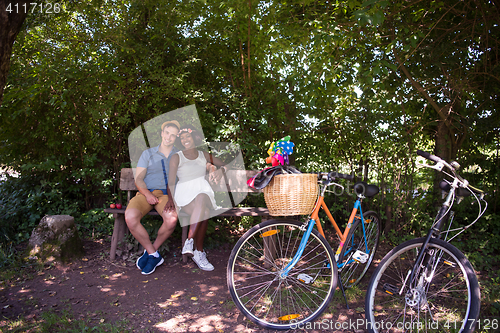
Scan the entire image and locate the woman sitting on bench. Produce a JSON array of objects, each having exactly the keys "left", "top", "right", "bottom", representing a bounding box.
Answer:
[{"left": 166, "top": 125, "right": 226, "bottom": 271}]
